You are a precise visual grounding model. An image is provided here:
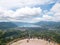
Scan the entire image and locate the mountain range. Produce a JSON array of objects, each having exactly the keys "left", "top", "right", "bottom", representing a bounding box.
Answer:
[{"left": 0, "top": 21, "right": 60, "bottom": 30}]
